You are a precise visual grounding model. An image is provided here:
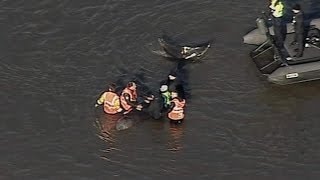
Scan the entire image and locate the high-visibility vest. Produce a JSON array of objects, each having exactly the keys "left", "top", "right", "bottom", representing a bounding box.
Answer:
[
  {"left": 102, "top": 92, "right": 121, "bottom": 114},
  {"left": 161, "top": 91, "right": 171, "bottom": 108},
  {"left": 120, "top": 88, "right": 137, "bottom": 111},
  {"left": 97, "top": 91, "right": 121, "bottom": 114},
  {"left": 269, "top": 0, "right": 284, "bottom": 18},
  {"left": 168, "top": 98, "right": 185, "bottom": 120}
]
